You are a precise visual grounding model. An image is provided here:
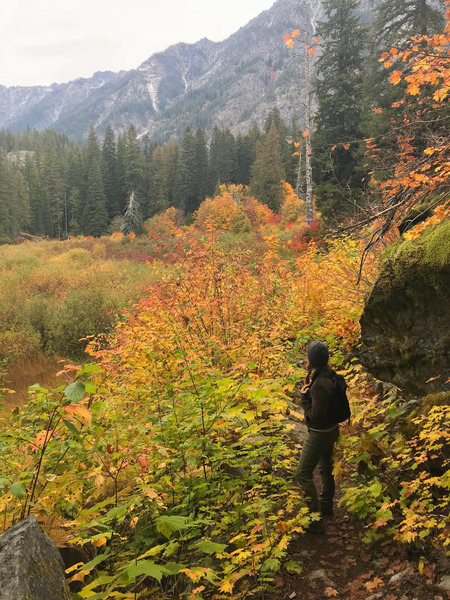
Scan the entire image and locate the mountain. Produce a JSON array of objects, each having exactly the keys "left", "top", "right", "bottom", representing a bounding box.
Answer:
[{"left": 0, "top": 0, "right": 373, "bottom": 141}]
